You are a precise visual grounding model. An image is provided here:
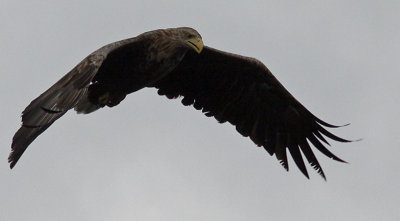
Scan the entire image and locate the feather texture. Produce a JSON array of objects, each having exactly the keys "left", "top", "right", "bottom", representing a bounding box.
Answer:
[
  {"left": 10, "top": 28, "right": 352, "bottom": 179},
  {"left": 153, "top": 46, "right": 352, "bottom": 178}
]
